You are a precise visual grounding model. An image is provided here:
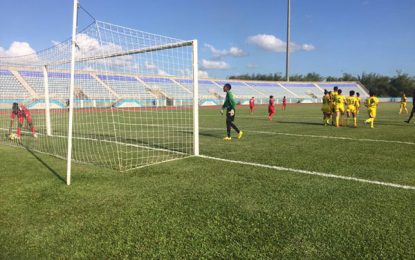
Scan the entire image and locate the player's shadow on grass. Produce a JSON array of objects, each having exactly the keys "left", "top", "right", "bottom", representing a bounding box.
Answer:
[
  {"left": 24, "top": 147, "right": 66, "bottom": 183},
  {"left": 277, "top": 121, "right": 323, "bottom": 126},
  {"left": 198, "top": 131, "right": 223, "bottom": 139}
]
